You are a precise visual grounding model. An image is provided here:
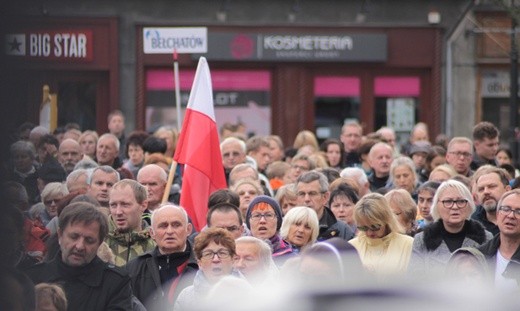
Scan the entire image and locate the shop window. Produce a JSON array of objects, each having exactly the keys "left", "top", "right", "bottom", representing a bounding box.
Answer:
[
  {"left": 146, "top": 69, "right": 271, "bottom": 137},
  {"left": 57, "top": 81, "right": 97, "bottom": 131},
  {"left": 374, "top": 76, "right": 420, "bottom": 146},
  {"left": 314, "top": 76, "right": 360, "bottom": 143}
]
